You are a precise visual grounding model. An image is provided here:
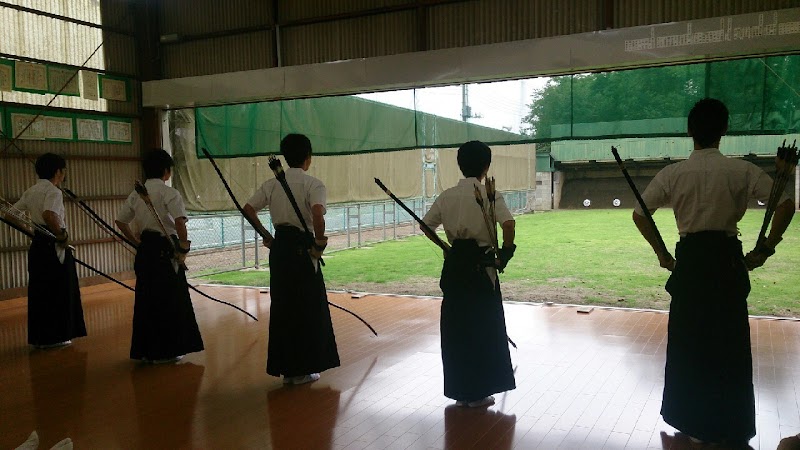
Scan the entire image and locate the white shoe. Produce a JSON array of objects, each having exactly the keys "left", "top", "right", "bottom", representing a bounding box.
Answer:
[
  {"left": 291, "top": 373, "right": 320, "bottom": 385},
  {"left": 150, "top": 355, "right": 184, "bottom": 364},
  {"left": 14, "top": 431, "right": 38, "bottom": 450},
  {"left": 466, "top": 396, "right": 495, "bottom": 408},
  {"left": 50, "top": 437, "right": 73, "bottom": 450},
  {"left": 34, "top": 340, "right": 71, "bottom": 350},
  {"left": 455, "top": 400, "right": 467, "bottom": 407}
]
